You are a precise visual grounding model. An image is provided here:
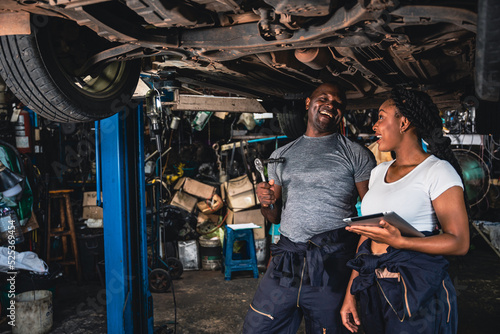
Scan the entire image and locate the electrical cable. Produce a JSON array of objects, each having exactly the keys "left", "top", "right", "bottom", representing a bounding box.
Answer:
[
  {"left": 147, "top": 178, "right": 171, "bottom": 205},
  {"left": 163, "top": 129, "right": 175, "bottom": 176},
  {"left": 158, "top": 129, "right": 178, "bottom": 334},
  {"left": 172, "top": 269, "right": 177, "bottom": 334},
  {"left": 228, "top": 115, "right": 238, "bottom": 143},
  {"left": 485, "top": 136, "right": 500, "bottom": 161},
  {"left": 157, "top": 131, "right": 175, "bottom": 334},
  {"left": 490, "top": 134, "right": 500, "bottom": 146},
  {"left": 146, "top": 92, "right": 177, "bottom": 333}
]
